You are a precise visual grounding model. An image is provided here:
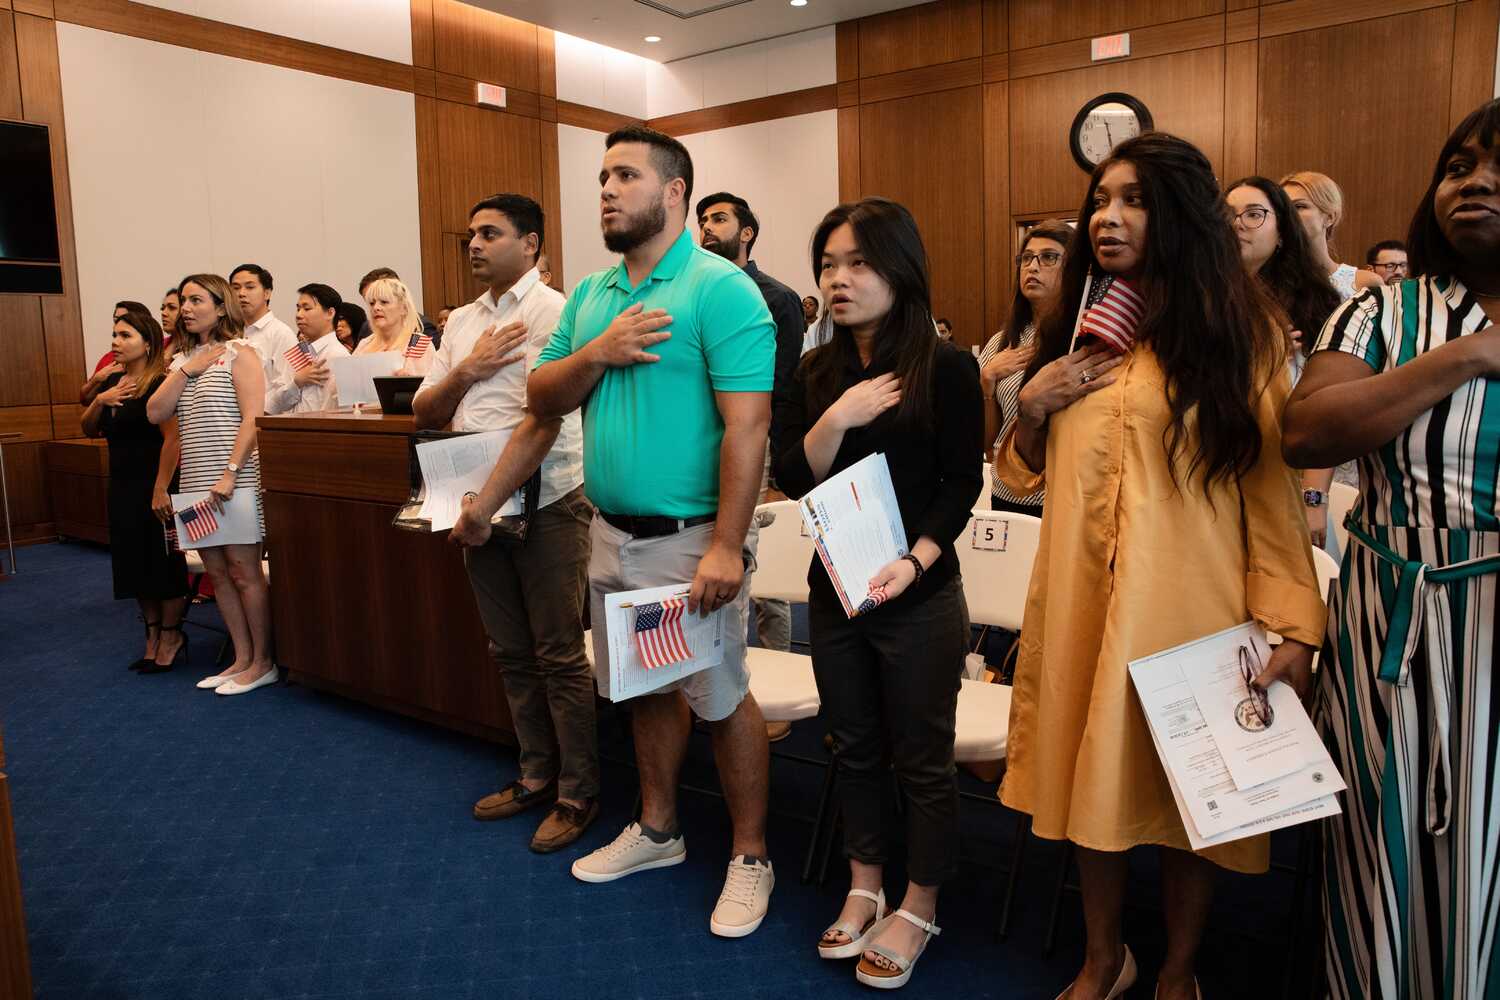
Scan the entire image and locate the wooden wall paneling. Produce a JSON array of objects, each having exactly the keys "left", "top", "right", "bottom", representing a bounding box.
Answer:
[
  {"left": 0, "top": 0, "right": 12, "bottom": 11},
  {"left": 1258, "top": 0, "right": 1452, "bottom": 37},
  {"left": 536, "top": 26, "right": 555, "bottom": 99},
  {"left": 857, "top": 58, "right": 982, "bottom": 104},
  {"left": 1008, "top": 46, "right": 1226, "bottom": 215},
  {"left": 410, "top": 0, "right": 434, "bottom": 69},
  {"left": 859, "top": 87, "right": 986, "bottom": 347},
  {"left": 1006, "top": 12, "right": 1224, "bottom": 79},
  {"left": 13, "top": 0, "right": 52, "bottom": 15},
  {"left": 983, "top": 53, "right": 1009, "bottom": 83},
  {"left": 649, "top": 84, "right": 837, "bottom": 137},
  {"left": 1227, "top": 0, "right": 1257, "bottom": 9},
  {"left": 0, "top": 11, "right": 20, "bottom": 118},
  {"left": 1226, "top": 6, "right": 1258, "bottom": 42},
  {"left": 50, "top": 402, "right": 80, "bottom": 436},
  {"left": 434, "top": 71, "right": 541, "bottom": 119},
  {"left": 1223, "top": 40, "right": 1258, "bottom": 183},
  {"left": 857, "top": 0, "right": 982, "bottom": 77},
  {"left": 0, "top": 298, "right": 48, "bottom": 407},
  {"left": 837, "top": 106, "right": 860, "bottom": 203},
  {"left": 1007, "top": 0, "right": 1224, "bottom": 51},
  {"left": 983, "top": 82, "right": 1011, "bottom": 339},
  {"left": 1257, "top": 6, "right": 1456, "bottom": 268},
  {"left": 0, "top": 405, "right": 52, "bottom": 441},
  {"left": 430, "top": 0, "right": 537, "bottom": 93},
  {"left": 414, "top": 95, "right": 445, "bottom": 318},
  {"left": 1, "top": 441, "right": 50, "bottom": 531},
  {"left": 835, "top": 19, "right": 859, "bottom": 80},
  {"left": 982, "top": 0, "right": 1008, "bottom": 53},
  {"left": 434, "top": 102, "right": 543, "bottom": 235},
  {"left": 556, "top": 100, "right": 641, "bottom": 134},
  {"left": 1451, "top": 0, "right": 1500, "bottom": 126},
  {"left": 541, "top": 124, "right": 563, "bottom": 290}
]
